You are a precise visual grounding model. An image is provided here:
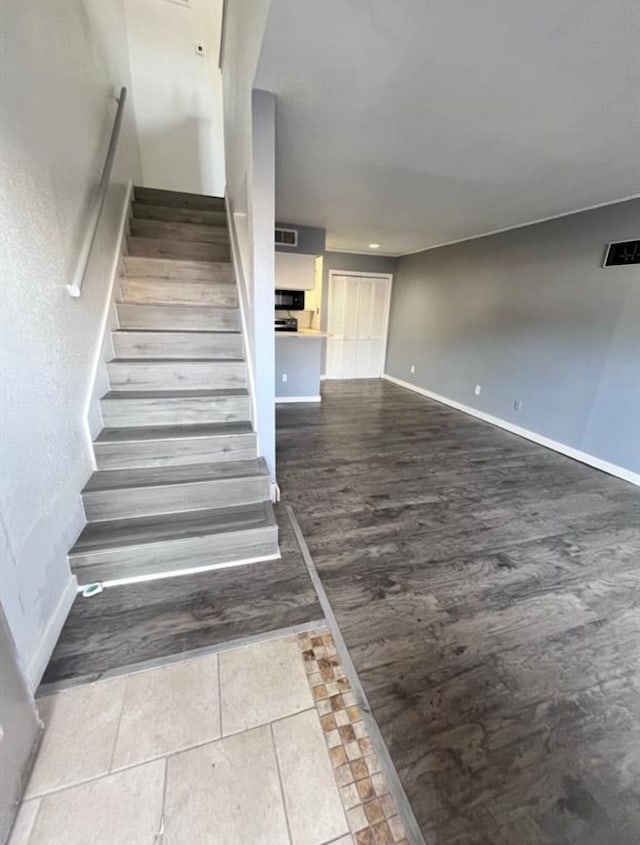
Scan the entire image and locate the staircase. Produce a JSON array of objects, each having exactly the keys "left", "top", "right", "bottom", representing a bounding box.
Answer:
[{"left": 69, "top": 187, "right": 278, "bottom": 586}]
